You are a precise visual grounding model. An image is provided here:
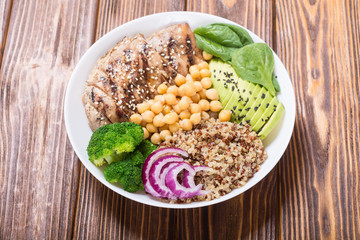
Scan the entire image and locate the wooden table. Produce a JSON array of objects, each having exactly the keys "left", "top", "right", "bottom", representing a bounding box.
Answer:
[{"left": 1, "top": 0, "right": 359, "bottom": 239}]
